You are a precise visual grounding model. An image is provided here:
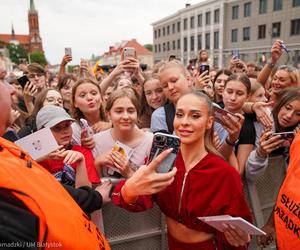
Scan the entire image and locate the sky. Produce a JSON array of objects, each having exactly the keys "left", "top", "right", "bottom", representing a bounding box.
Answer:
[{"left": 0, "top": 0, "right": 200, "bottom": 65}]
